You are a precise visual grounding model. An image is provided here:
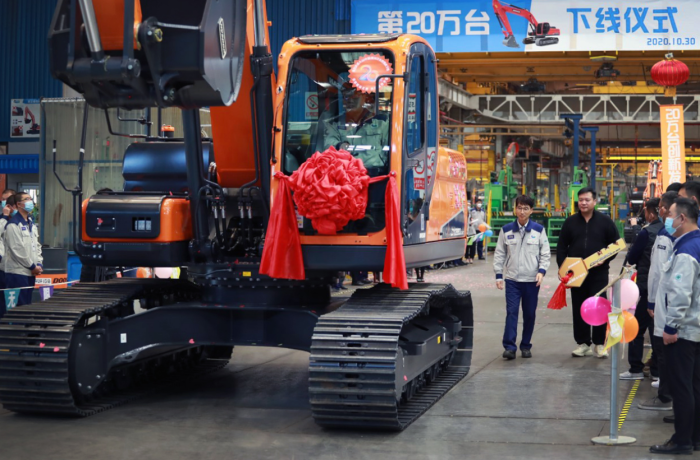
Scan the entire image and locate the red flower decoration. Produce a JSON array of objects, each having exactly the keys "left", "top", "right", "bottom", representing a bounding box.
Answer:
[{"left": 289, "top": 147, "right": 370, "bottom": 235}]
